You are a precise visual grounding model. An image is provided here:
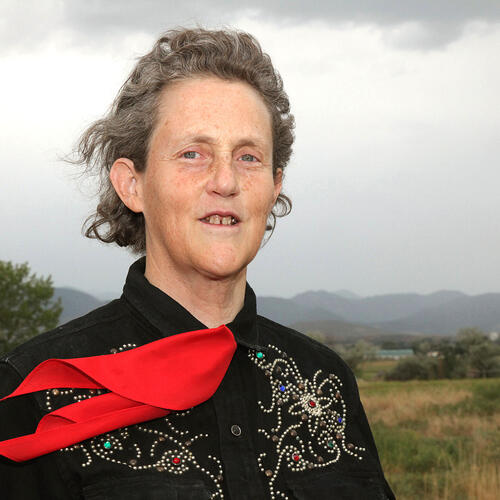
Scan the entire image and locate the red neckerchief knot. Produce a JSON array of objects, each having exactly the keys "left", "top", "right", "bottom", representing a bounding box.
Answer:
[{"left": 0, "top": 325, "right": 236, "bottom": 462}]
